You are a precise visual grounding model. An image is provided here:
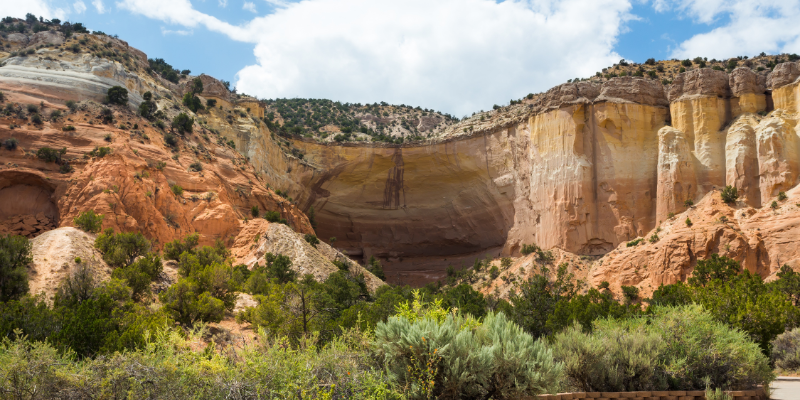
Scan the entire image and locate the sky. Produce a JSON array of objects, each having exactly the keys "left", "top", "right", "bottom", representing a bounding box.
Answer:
[{"left": 6, "top": 0, "right": 800, "bottom": 116}]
